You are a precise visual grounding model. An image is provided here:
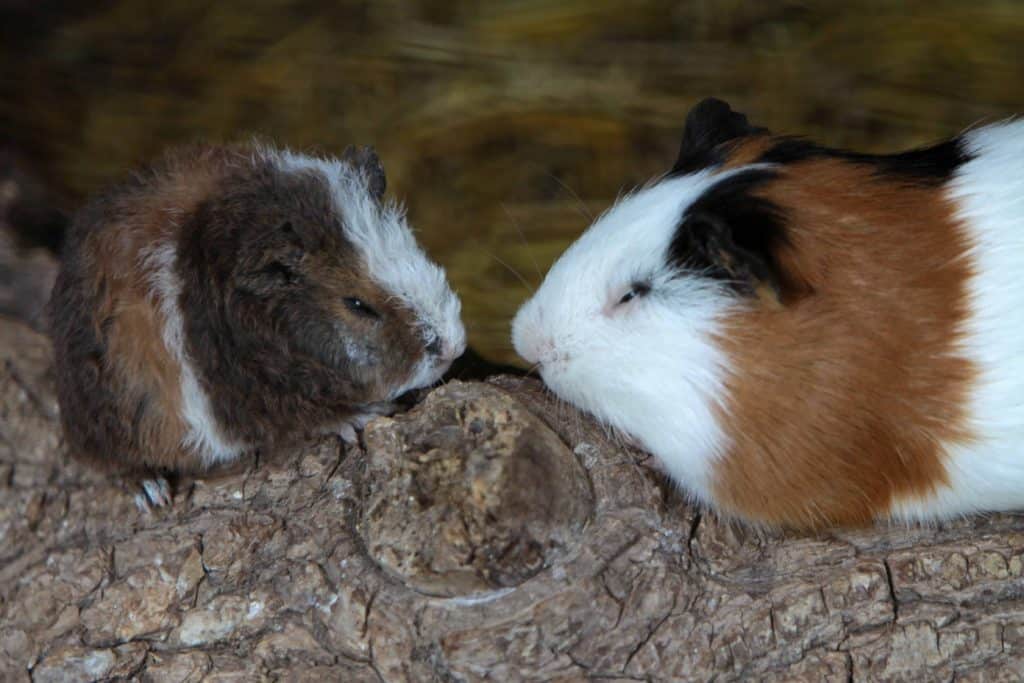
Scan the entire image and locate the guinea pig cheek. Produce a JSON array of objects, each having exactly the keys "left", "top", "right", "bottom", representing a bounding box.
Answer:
[
  {"left": 377, "top": 309, "right": 438, "bottom": 397},
  {"left": 325, "top": 325, "right": 385, "bottom": 381}
]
